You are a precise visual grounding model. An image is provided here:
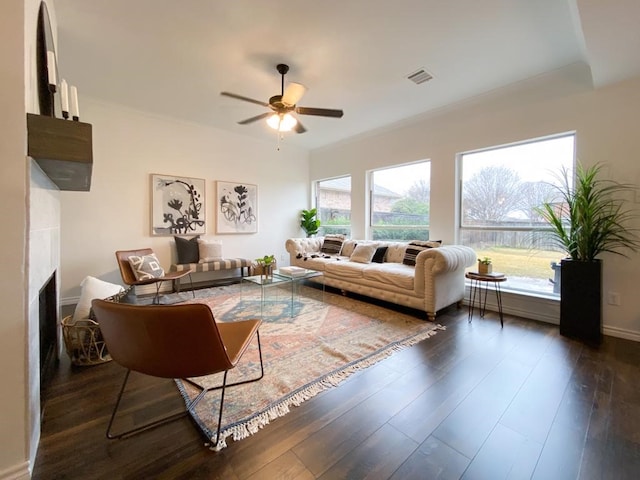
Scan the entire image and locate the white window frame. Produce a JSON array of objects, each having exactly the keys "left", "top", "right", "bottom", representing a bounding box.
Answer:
[
  {"left": 458, "top": 132, "right": 576, "bottom": 296},
  {"left": 368, "top": 161, "right": 431, "bottom": 241},
  {"left": 314, "top": 175, "right": 352, "bottom": 237}
]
